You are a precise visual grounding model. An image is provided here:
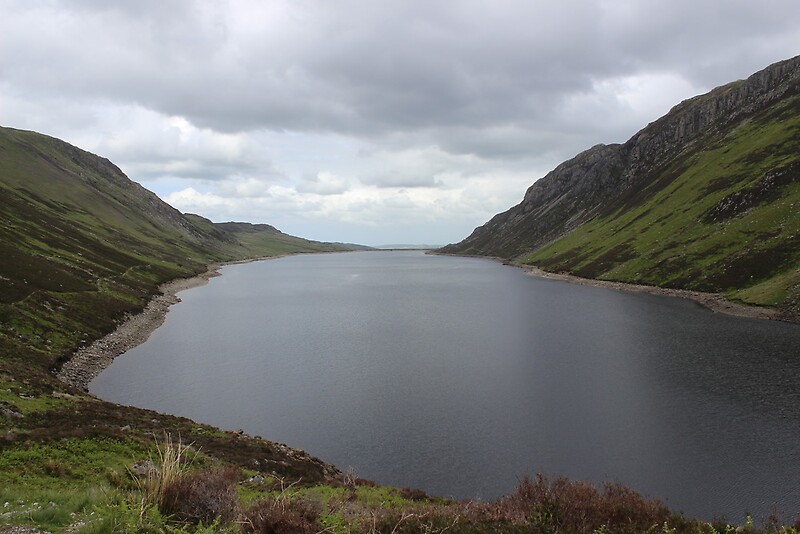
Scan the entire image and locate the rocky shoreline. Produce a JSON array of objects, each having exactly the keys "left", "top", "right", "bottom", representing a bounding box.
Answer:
[
  {"left": 522, "top": 265, "right": 799, "bottom": 324},
  {"left": 55, "top": 256, "right": 344, "bottom": 483},
  {"left": 57, "top": 265, "right": 225, "bottom": 391}
]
